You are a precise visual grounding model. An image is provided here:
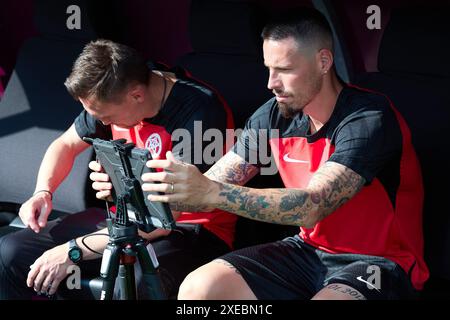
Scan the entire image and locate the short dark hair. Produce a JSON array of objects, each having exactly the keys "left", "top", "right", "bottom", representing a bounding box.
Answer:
[
  {"left": 261, "top": 7, "right": 333, "bottom": 52},
  {"left": 65, "top": 39, "right": 149, "bottom": 102}
]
